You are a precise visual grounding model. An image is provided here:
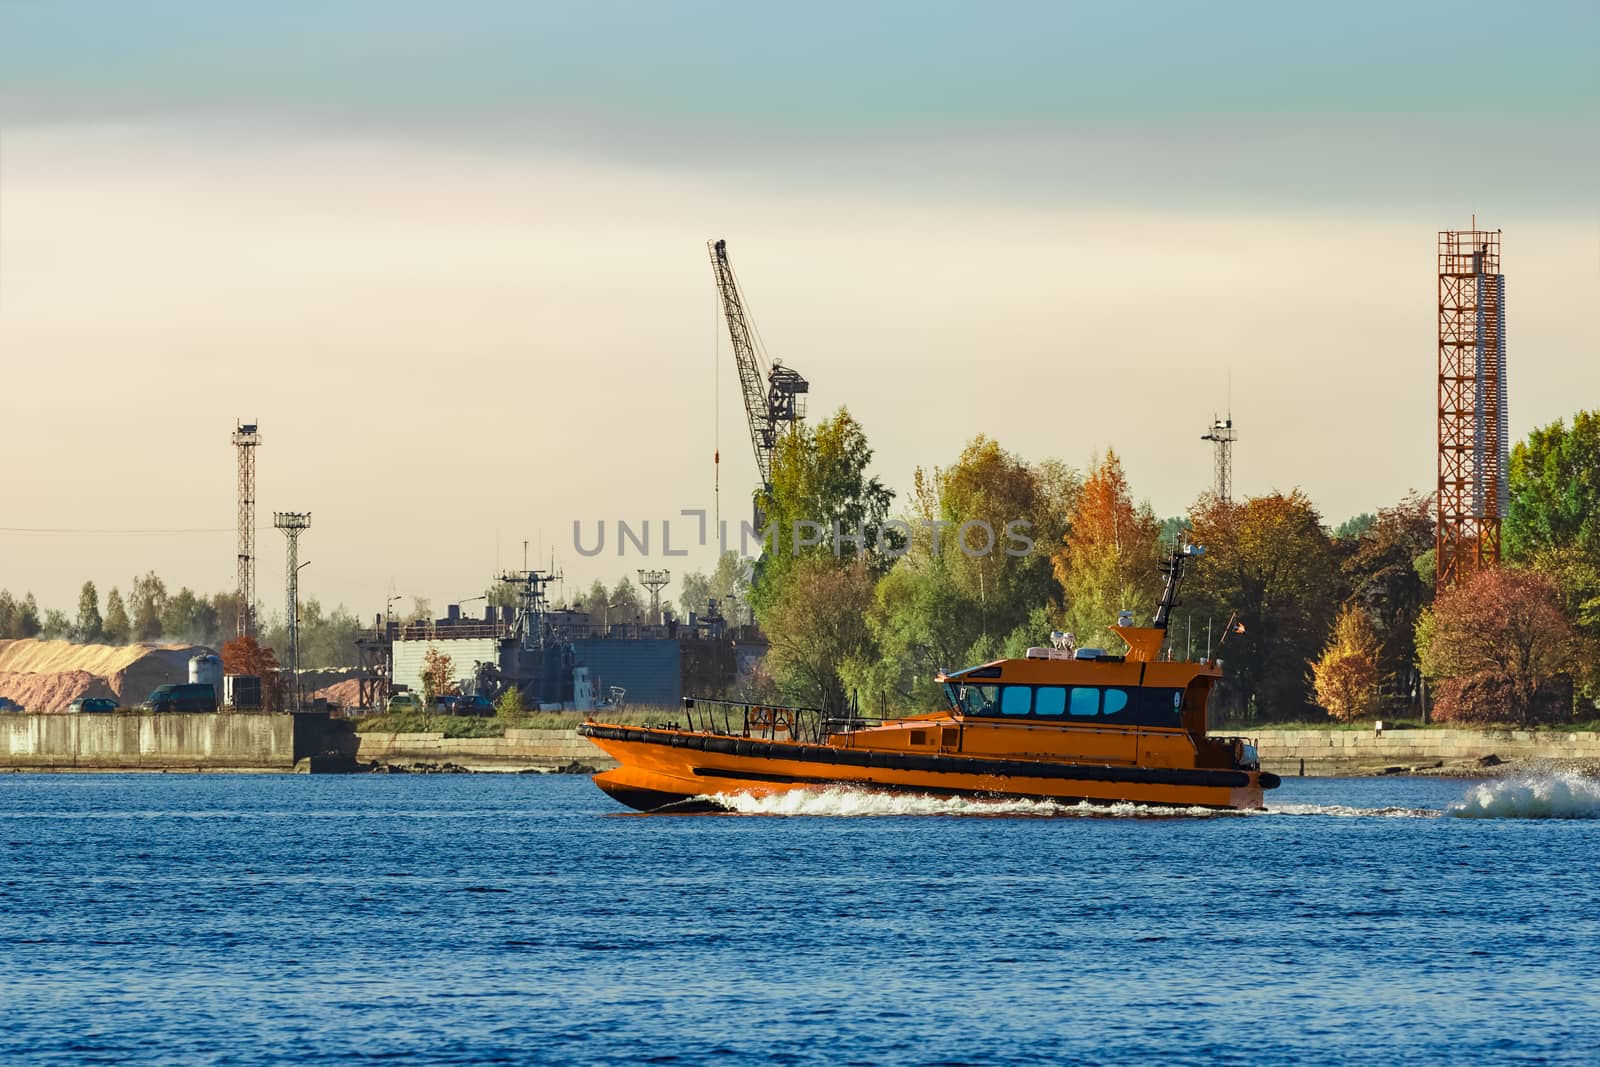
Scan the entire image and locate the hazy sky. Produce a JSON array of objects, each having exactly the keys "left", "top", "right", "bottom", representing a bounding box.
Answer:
[{"left": 1, "top": 2, "right": 1596, "bottom": 622}]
